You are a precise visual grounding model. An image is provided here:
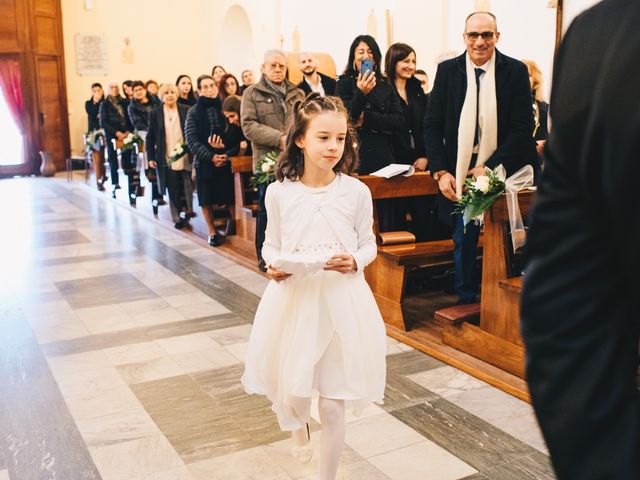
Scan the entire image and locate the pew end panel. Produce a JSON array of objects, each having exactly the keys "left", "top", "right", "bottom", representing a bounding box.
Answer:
[{"left": 231, "top": 156, "right": 258, "bottom": 243}]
